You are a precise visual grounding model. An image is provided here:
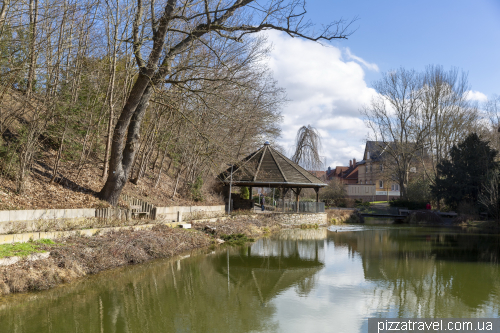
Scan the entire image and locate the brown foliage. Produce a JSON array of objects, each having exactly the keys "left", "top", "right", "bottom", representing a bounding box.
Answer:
[
  {"left": 0, "top": 226, "right": 212, "bottom": 295},
  {"left": 193, "top": 216, "right": 281, "bottom": 239}
]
